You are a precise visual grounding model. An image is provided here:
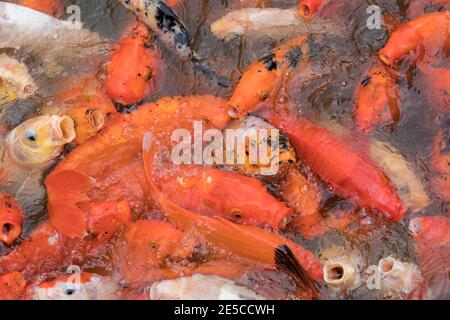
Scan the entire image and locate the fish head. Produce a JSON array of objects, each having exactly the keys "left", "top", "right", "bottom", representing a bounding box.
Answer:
[
  {"left": 33, "top": 272, "right": 117, "bottom": 300},
  {"left": 65, "top": 107, "right": 106, "bottom": 144},
  {"left": 7, "top": 115, "right": 75, "bottom": 167}
]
